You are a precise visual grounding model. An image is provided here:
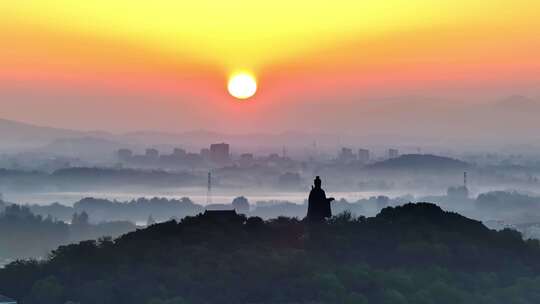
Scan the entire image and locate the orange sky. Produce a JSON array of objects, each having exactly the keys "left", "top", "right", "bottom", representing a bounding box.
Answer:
[{"left": 0, "top": 1, "right": 539, "bottom": 133}]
